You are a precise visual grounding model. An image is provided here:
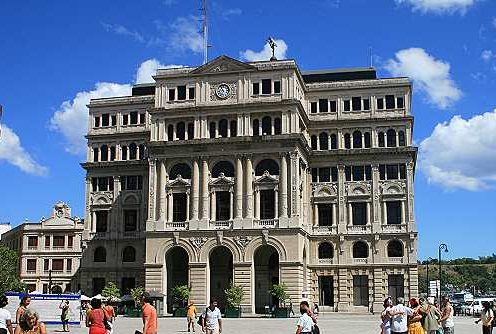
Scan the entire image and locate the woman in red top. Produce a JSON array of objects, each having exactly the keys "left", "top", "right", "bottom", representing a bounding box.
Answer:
[{"left": 86, "top": 299, "right": 107, "bottom": 334}]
